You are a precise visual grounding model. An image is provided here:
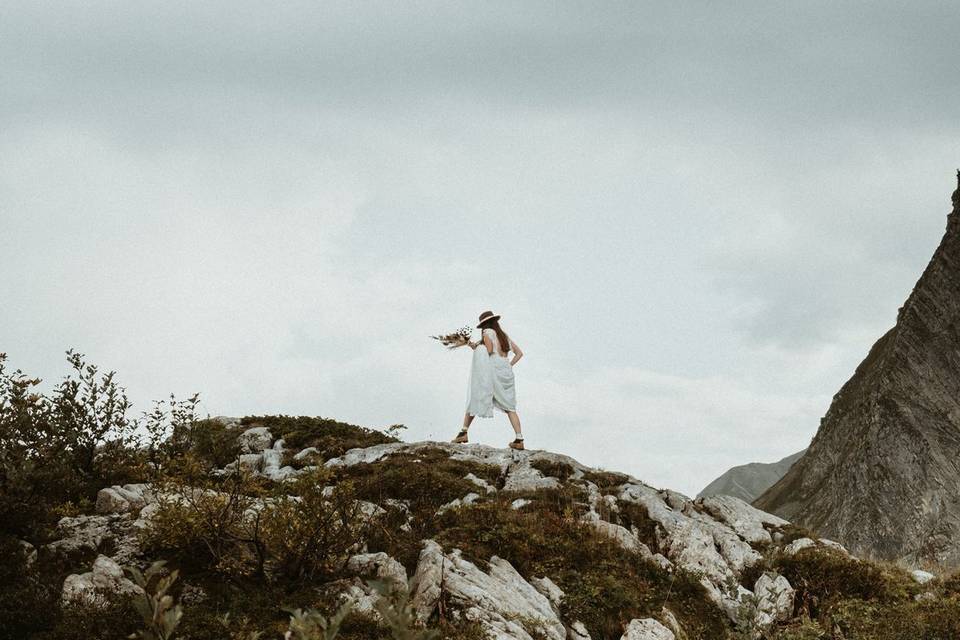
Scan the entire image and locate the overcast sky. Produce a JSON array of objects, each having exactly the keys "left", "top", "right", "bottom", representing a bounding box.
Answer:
[{"left": 2, "top": 1, "right": 959, "bottom": 496}]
